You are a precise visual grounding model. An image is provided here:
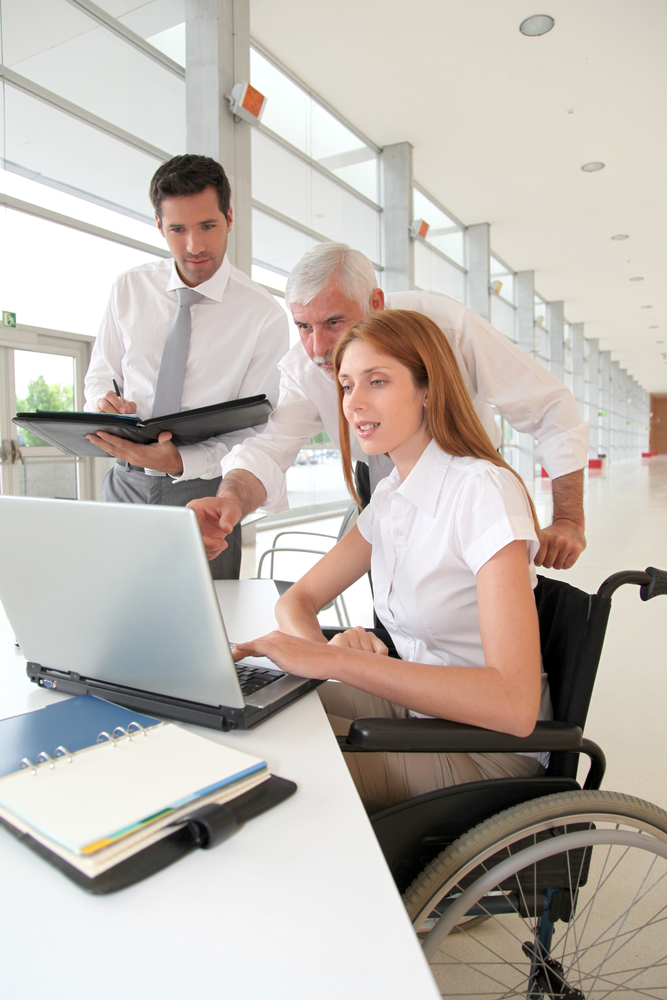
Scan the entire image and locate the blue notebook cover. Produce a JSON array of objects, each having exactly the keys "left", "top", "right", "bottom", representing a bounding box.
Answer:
[{"left": 0, "top": 695, "right": 162, "bottom": 778}]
